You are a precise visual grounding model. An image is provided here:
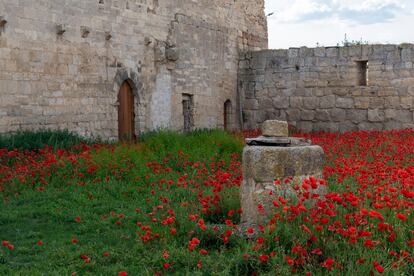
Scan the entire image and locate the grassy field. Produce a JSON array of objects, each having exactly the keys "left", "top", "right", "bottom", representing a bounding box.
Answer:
[{"left": 0, "top": 129, "right": 413, "bottom": 275}]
